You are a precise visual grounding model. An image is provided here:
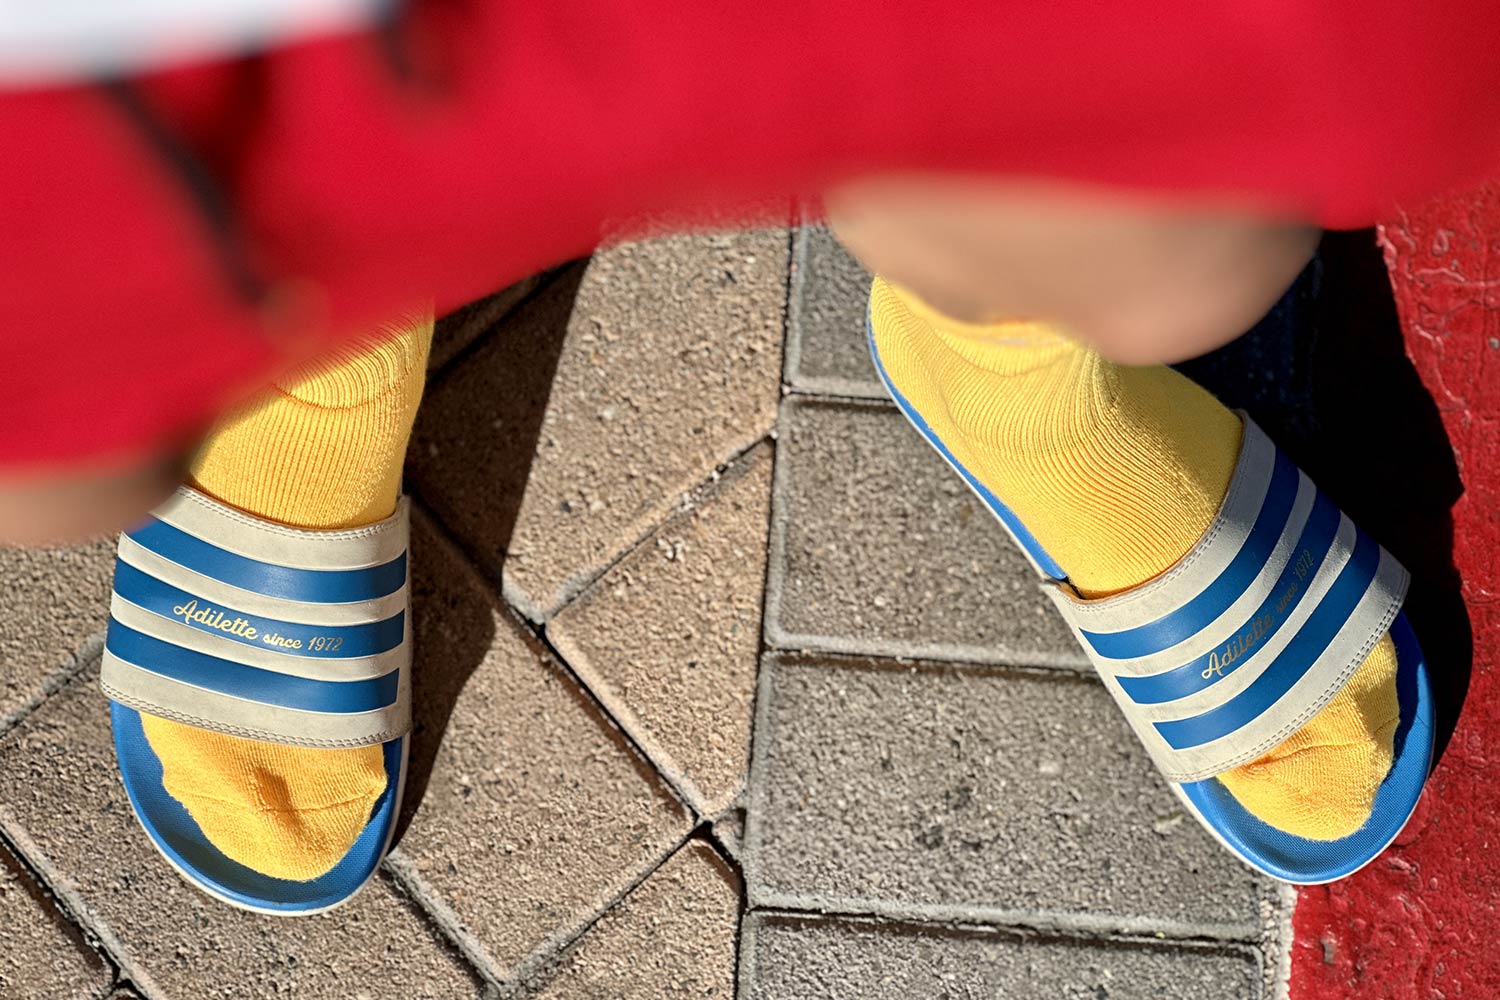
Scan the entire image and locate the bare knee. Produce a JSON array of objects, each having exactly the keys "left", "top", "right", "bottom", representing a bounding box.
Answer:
[{"left": 825, "top": 174, "right": 1318, "bottom": 366}]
